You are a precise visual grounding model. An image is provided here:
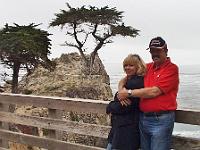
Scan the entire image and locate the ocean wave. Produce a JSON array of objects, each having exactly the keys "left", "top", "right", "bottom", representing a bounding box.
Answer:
[
  {"left": 173, "top": 130, "right": 200, "bottom": 139},
  {"left": 180, "top": 73, "right": 200, "bottom": 76}
]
